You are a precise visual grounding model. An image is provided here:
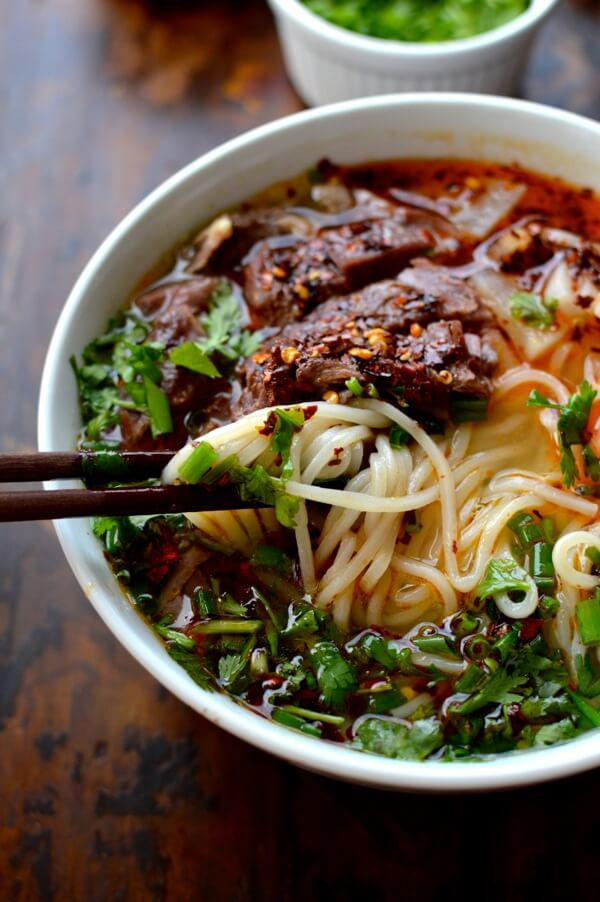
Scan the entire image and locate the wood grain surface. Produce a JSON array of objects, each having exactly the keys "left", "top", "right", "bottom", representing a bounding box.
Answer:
[{"left": 1, "top": 1, "right": 599, "bottom": 899}]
